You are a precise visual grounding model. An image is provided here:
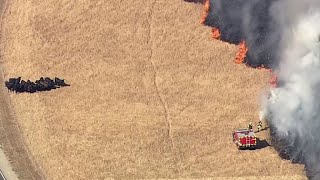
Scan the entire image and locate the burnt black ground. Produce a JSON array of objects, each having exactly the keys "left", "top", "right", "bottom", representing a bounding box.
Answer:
[
  {"left": 204, "top": 0, "right": 280, "bottom": 68},
  {"left": 183, "top": 0, "right": 204, "bottom": 3},
  {"left": 183, "top": 0, "right": 317, "bottom": 178}
]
